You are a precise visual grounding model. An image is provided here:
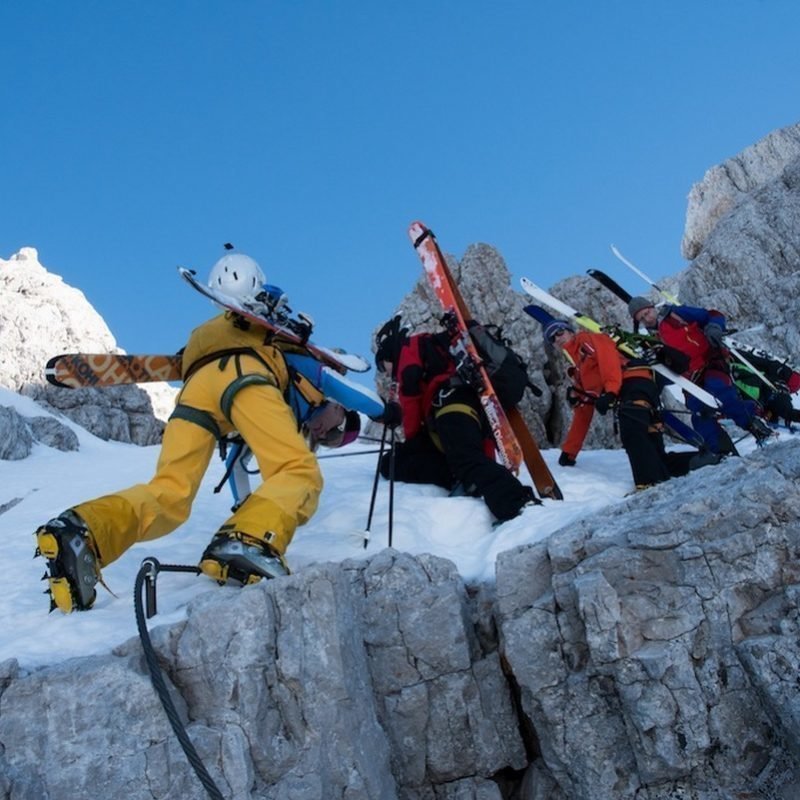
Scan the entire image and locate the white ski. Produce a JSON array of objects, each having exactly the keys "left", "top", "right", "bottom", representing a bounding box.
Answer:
[
  {"left": 520, "top": 277, "right": 722, "bottom": 410},
  {"left": 609, "top": 246, "right": 780, "bottom": 391}
]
